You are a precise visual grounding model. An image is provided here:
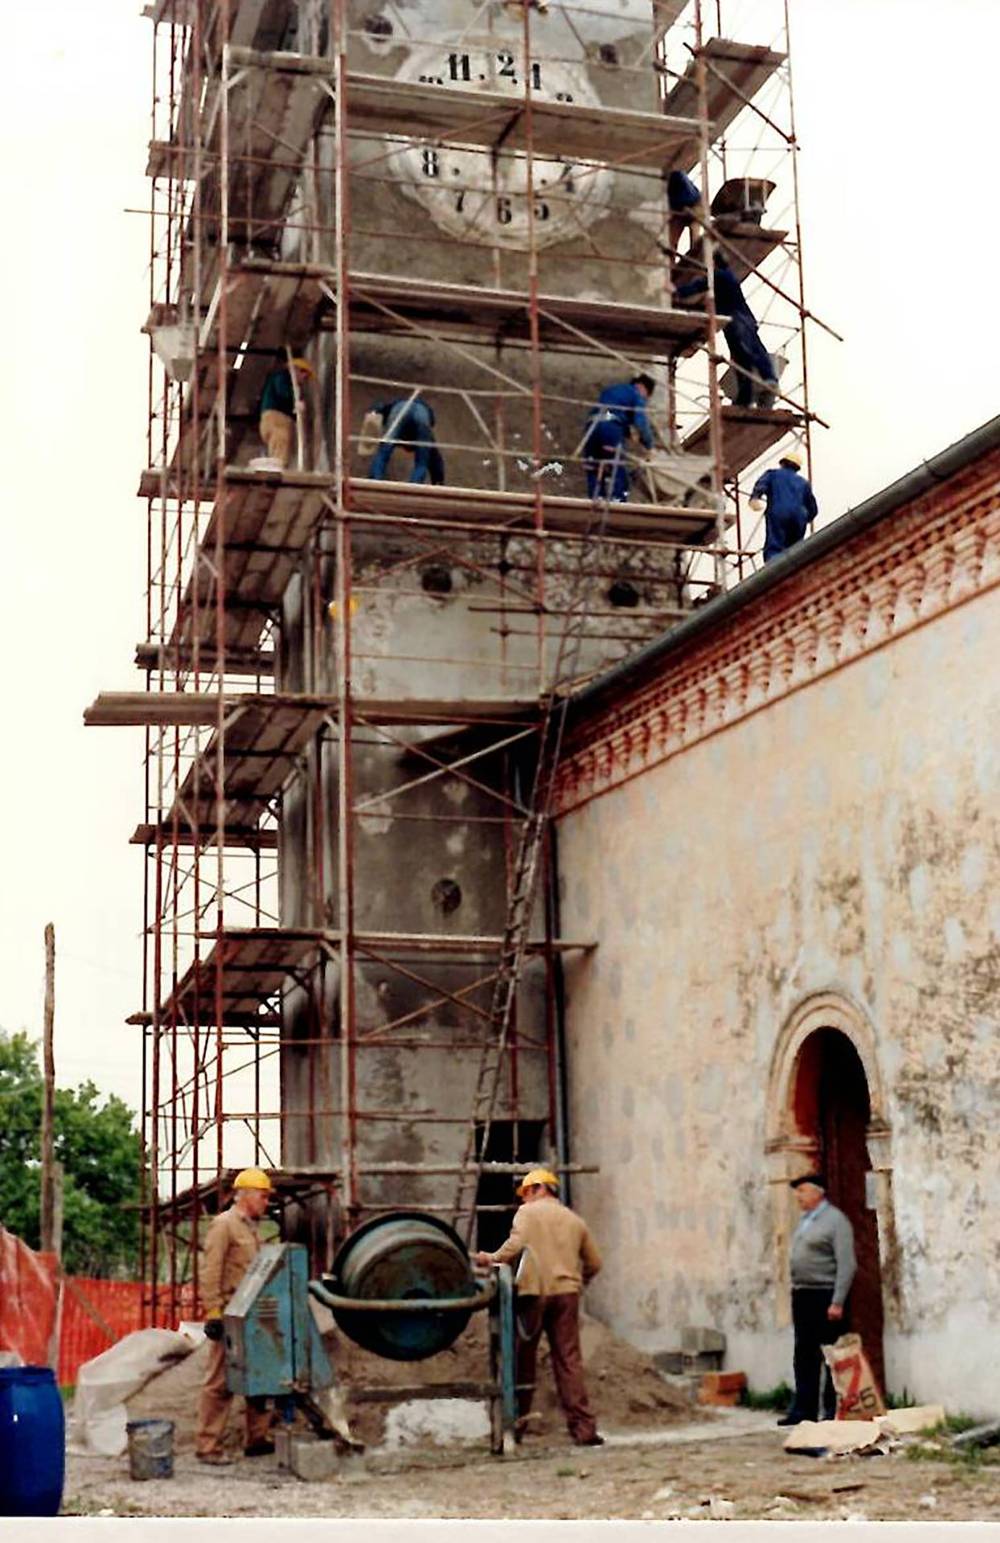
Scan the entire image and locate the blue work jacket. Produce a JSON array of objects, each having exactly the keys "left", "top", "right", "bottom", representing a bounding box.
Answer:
[
  {"left": 593, "top": 383, "right": 654, "bottom": 449},
  {"left": 260, "top": 368, "right": 295, "bottom": 417},
  {"left": 667, "top": 170, "right": 701, "bottom": 211}
]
